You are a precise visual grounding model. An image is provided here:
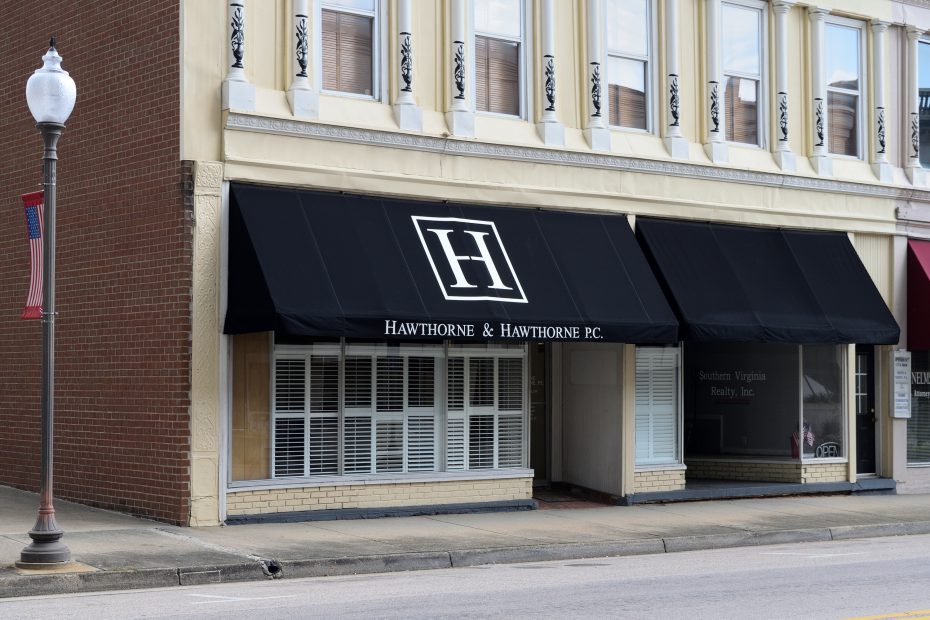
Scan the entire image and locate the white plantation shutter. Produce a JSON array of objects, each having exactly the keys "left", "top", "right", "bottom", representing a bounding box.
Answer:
[
  {"left": 446, "top": 415, "right": 466, "bottom": 470},
  {"left": 344, "top": 356, "right": 372, "bottom": 408},
  {"left": 274, "top": 417, "right": 306, "bottom": 477},
  {"left": 407, "top": 416, "right": 436, "bottom": 471},
  {"left": 469, "top": 414, "right": 495, "bottom": 469},
  {"left": 275, "top": 358, "right": 306, "bottom": 412},
  {"left": 498, "top": 358, "right": 523, "bottom": 411},
  {"left": 448, "top": 357, "right": 465, "bottom": 411},
  {"left": 343, "top": 415, "right": 372, "bottom": 473},
  {"left": 497, "top": 415, "right": 523, "bottom": 467},
  {"left": 376, "top": 419, "right": 404, "bottom": 472},
  {"left": 469, "top": 358, "right": 495, "bottom": 407},
  {"left": 635, "top": 347, "right": 680, "bottom": 465},
  {"left": 376, "top": 356, "right": 404, "bottom": 412},
  {"left": 308, "top": 418, "right": 338, "bottom": 474}
]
